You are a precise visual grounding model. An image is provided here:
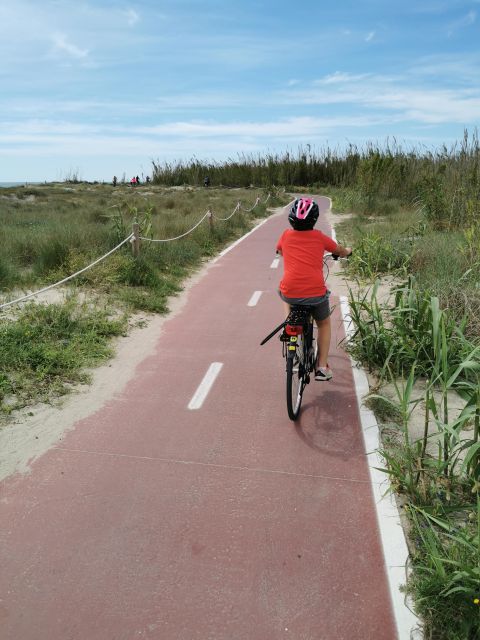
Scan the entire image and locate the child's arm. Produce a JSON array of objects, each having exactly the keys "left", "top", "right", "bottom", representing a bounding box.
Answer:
[{"left": 332, "top": 243, "right": 352, "bottom": 258}]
